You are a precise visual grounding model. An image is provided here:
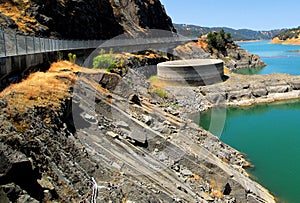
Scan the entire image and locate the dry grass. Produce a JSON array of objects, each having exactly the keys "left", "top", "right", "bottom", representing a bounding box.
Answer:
[
  {"left": 224, "top": 67, "right": 230, "bottom": 75},
  {"left": 0, "top": 1, "right": 40, "bottom": 34},
  {"left": 211, "top": 189, "right": 224, "bottom": 199},
  {"left": 270, "top": 37, "right": 300, "bottom": 45},
  {"left": 148, "top": 76, "right": 169, "bottom": 98},
  {"left": 148, "top": 75, "right": 167, "bottom": 89},
  {"left": 0, "top": 61, "right": 105, "bottom": 116},
  {"left": 209, "top": 179, "right": 224, "bottom": 199}
]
